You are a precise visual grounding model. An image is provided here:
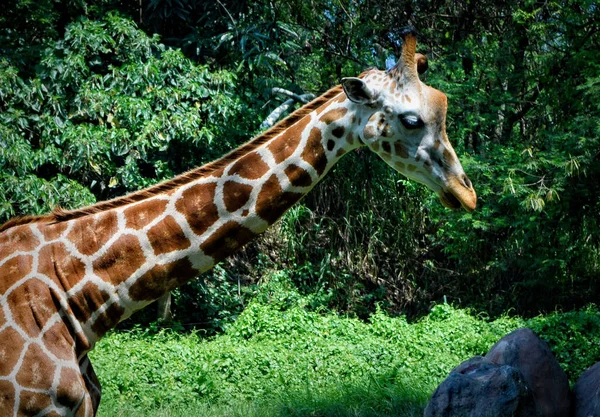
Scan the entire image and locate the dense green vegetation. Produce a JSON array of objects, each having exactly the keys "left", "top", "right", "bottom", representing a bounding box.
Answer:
[{"left": 90, "top": 275, "right": 600, "bottom": 416}]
